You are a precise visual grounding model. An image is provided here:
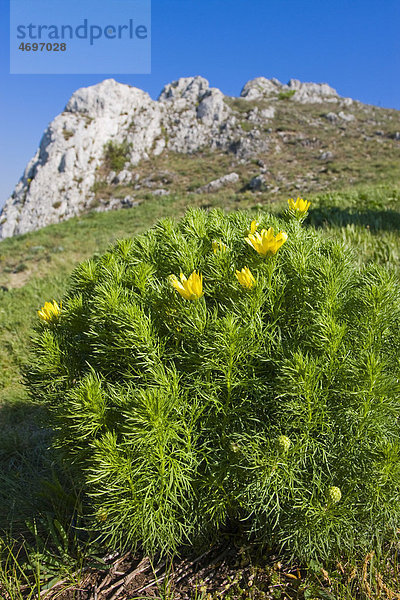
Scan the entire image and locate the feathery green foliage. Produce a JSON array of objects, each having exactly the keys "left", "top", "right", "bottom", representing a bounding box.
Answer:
[{"left": 26, "top": 206, "right": 400, "bottom": 561}]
